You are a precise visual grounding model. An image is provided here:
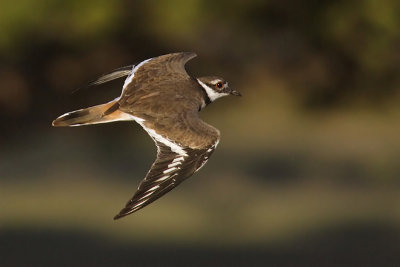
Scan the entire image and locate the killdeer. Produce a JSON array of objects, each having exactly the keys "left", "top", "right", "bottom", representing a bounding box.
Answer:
[{"left": 52, "top": 52, "right": 241, "bottom": 220}]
